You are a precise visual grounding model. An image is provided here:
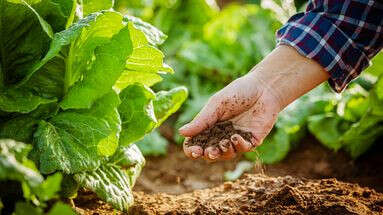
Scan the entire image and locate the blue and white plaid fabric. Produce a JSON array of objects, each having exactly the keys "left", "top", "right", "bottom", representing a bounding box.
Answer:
[{"left": 277, "top": 0, "right": 383, "bottom": 92}]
